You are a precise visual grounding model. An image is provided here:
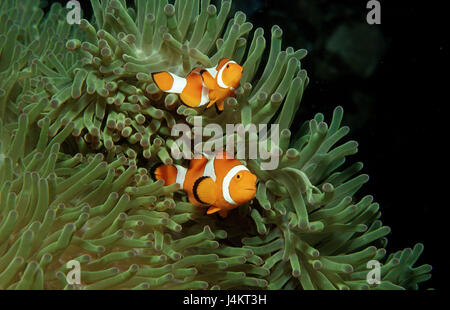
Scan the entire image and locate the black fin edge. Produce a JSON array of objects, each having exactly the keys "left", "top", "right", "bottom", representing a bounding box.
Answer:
[
  {"left": 150, "top": 71, "right": 164, "bottom": 86},
  {"left": 193, "top": 176, "right": 210, "bottom": 205}
]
